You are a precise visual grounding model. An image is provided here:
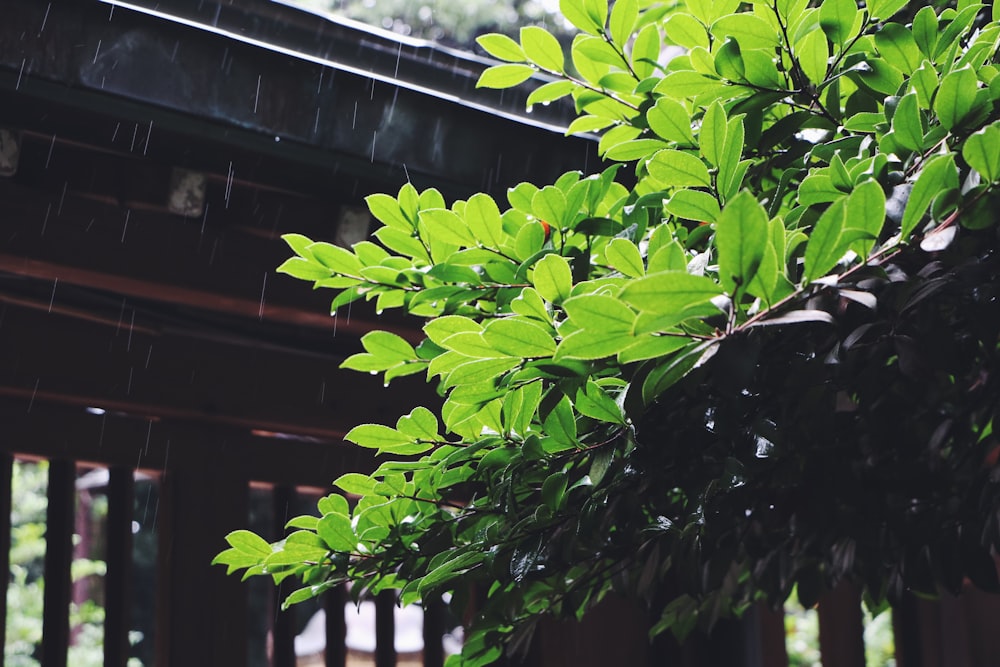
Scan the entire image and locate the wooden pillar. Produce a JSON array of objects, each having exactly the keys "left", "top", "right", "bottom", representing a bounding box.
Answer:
[
  {"left": 744, "top": 603, "right": 788, "bottom": 667},
  {"left": 817, "top": 581, "right": 865, "bottom": 667},
  {"left": 325, "top": 585, "right": 347, "bottom": 667},
  {"left": 159, "top": 463, "right": 248, "bottom": 667},
  {"left": 0, "top": 453, "right": 12, "bottom": 656},
  {"left": 422, "top": 594, "right": 445, "bottom": 667},
  {"left": 375, "top": 590, "right": 397, "bottom": 667},
  {"left": 272, "top": 485, "right": 297, "bottom": 667},
  {"left": 104, "top": 466, "right": 135, "bottom": 667},
  {"left": 41, "top": 459, "right": 75, "bottom": 667}
]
